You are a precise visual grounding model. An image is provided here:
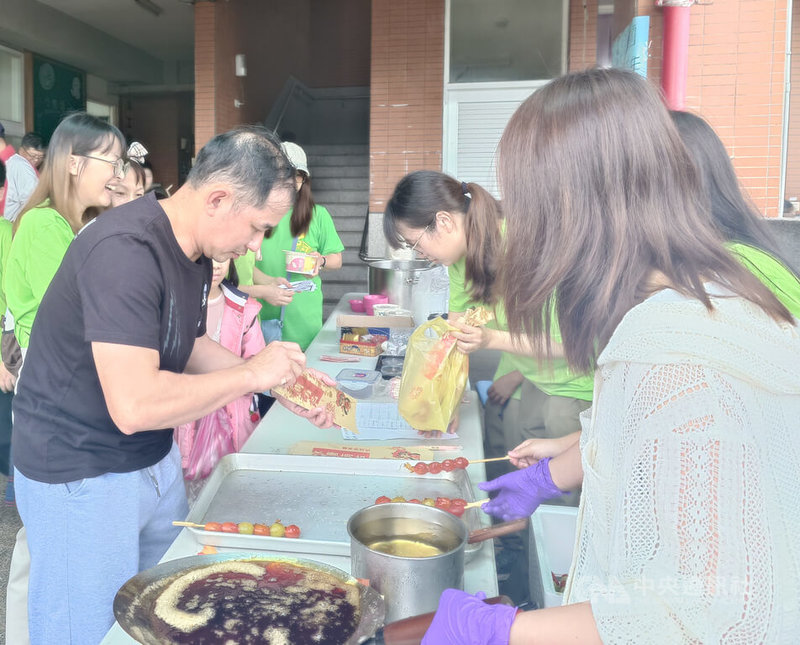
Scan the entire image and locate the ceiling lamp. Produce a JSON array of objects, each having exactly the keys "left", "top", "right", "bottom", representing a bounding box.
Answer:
[{"left": 133, "top": 0, "right": 164, "bottom": 16}]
